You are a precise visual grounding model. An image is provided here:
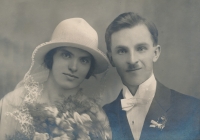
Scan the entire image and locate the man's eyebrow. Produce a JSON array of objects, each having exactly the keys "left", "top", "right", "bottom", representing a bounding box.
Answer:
[
  {"left": 135, "top": 43, "right": 149, "bottom": 47},
  {"left": 114, "top": 45, "right": 128, "bottom": 49}
]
